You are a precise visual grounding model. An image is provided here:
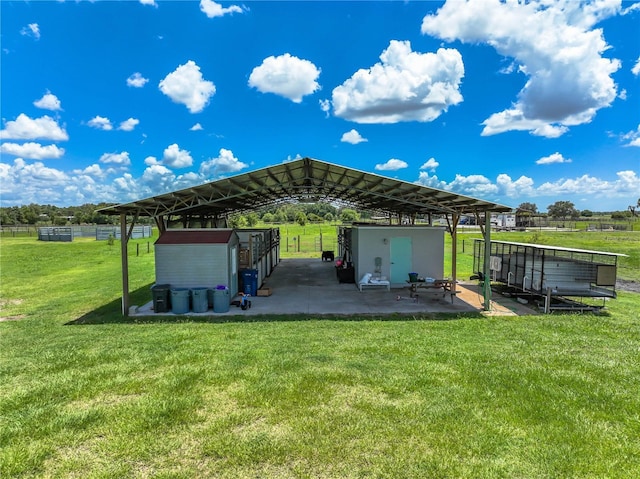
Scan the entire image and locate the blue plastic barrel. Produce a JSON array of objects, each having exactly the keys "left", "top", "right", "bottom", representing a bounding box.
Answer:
[
  {"left": 170, "top": 288, "right": 190, "bottom": 314},
  {"left": 191, "top": 287, "right": 209, "bottom": 313},
  {"left": 213, "top": 287, "right": 230, "bottom": 313},
  {"left": 241, "top": 269, "right": 258, "bottom": 296}
]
